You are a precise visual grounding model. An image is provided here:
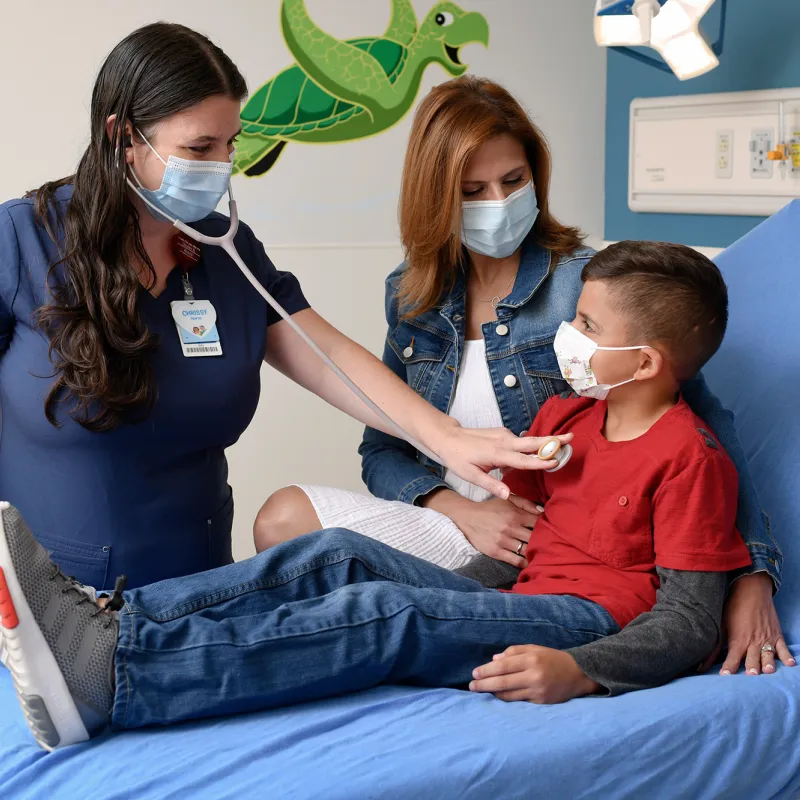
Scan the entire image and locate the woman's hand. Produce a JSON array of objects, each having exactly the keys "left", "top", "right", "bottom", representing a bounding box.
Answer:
[
  {"left": 718, "top": 572, "right": 795, "bottom": 676},
  {"left": 470, "top": 645, "right": 599, "bottom": 704},
  {"left": 424, "top": 490, "right": 544, "bottom": 567},
  {"left": 432, "top": 425, "right": 573, "bottom": 500}
]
